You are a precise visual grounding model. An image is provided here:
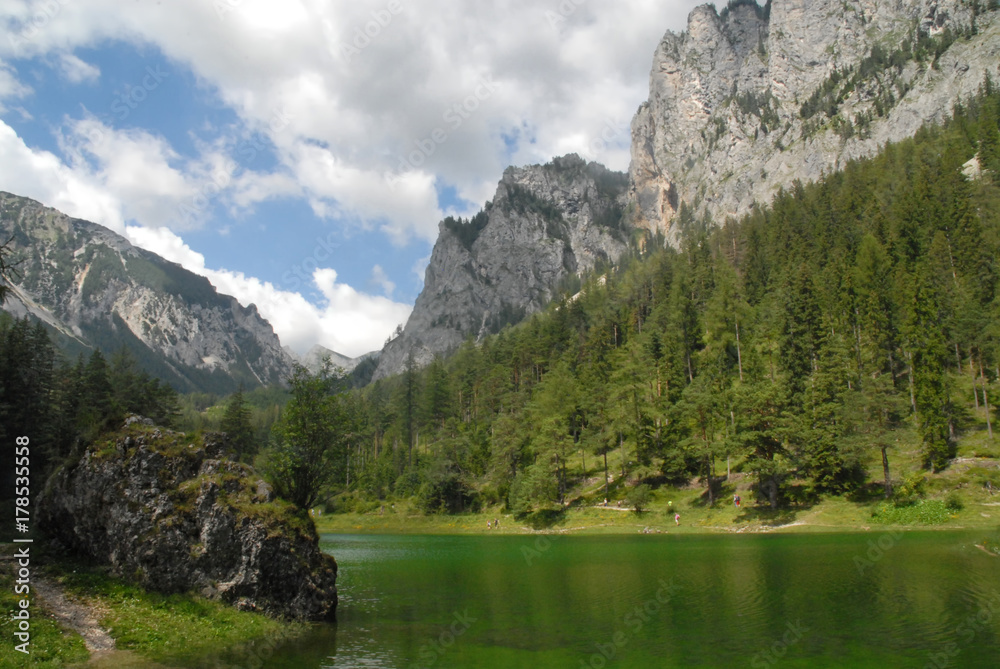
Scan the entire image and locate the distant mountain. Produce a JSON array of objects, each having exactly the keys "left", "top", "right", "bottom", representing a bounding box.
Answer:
[
  {"left": 0, "top": 192, "right": 295, "bottom": 393},
  {"left": 373, "top": 154, "right": 630, "bottom": 380},
  {"left": 285, "top": 344, "right": 376, "bottom": 374}
]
